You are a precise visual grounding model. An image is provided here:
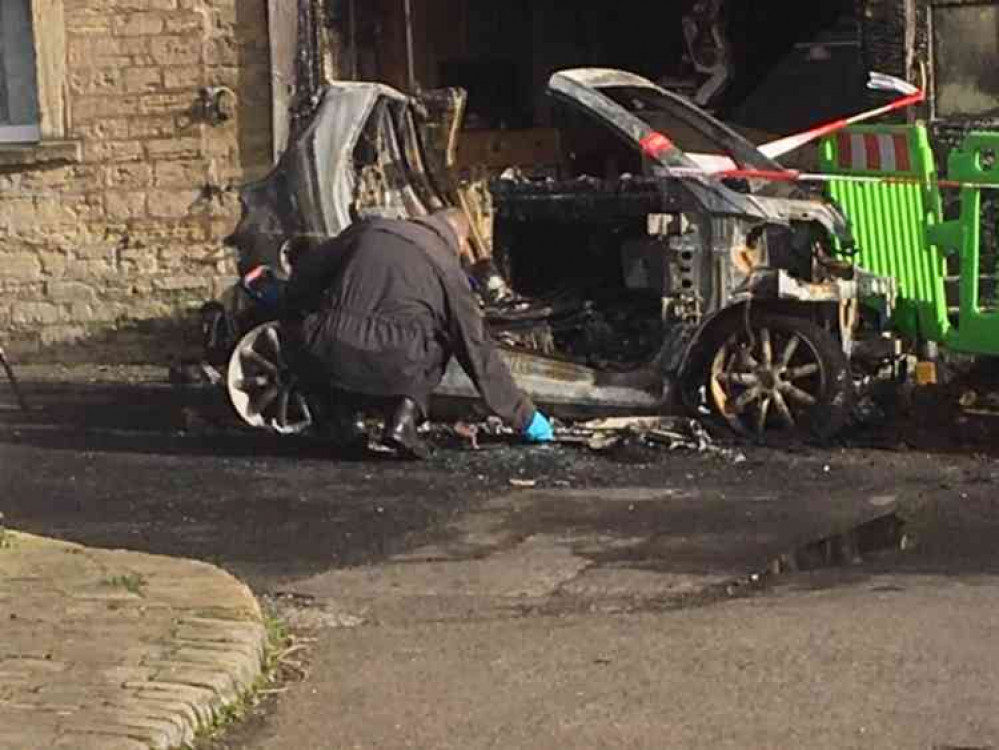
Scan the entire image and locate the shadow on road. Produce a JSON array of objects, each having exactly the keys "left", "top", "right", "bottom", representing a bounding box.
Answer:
[{"left": 2, "top": 378, "right": 998, "bottom": 599}]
